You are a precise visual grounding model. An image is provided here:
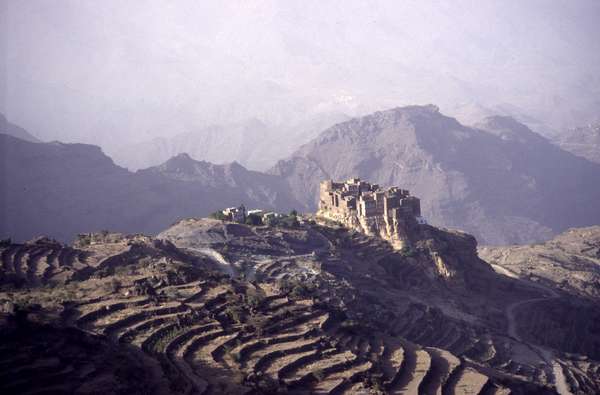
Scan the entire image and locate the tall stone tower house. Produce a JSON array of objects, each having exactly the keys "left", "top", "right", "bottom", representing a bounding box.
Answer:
[{"left": 318, "top": 178, "right": 423, "bottom": 249}]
